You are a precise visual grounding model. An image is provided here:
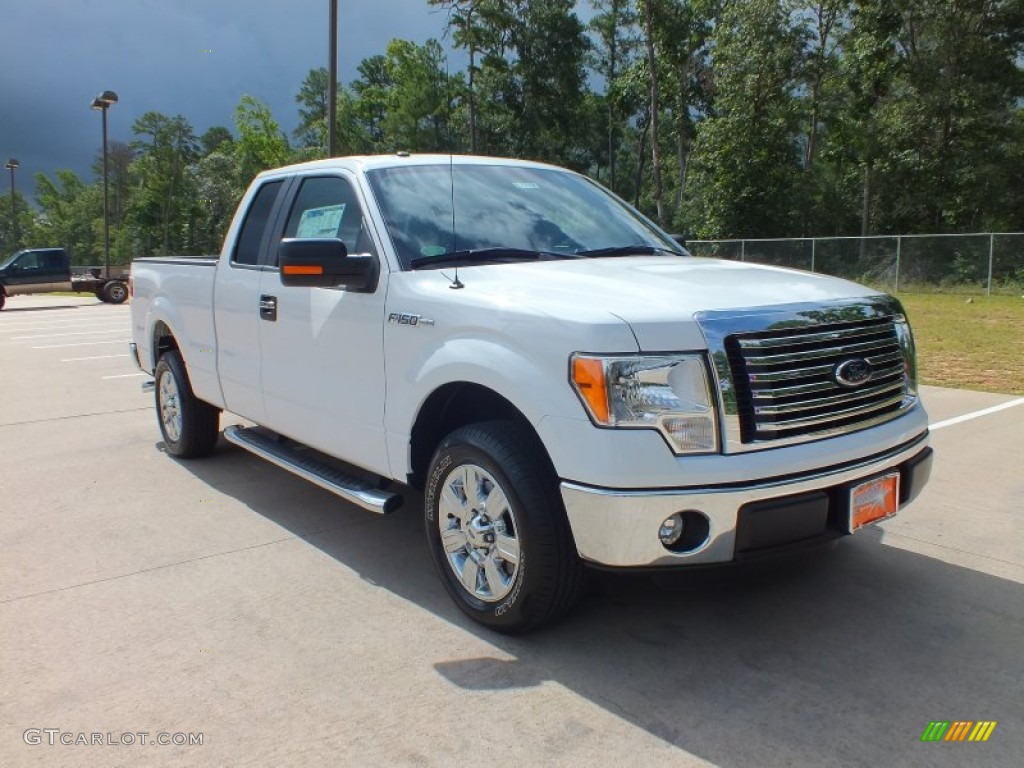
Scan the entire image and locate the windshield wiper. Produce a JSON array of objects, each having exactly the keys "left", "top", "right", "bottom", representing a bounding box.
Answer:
[
  {"left": 409, "top": 247, "right": 576, "bottom": 269},
  {"left": 576, "top": 244, "right": 677, "bottom": 258}
]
